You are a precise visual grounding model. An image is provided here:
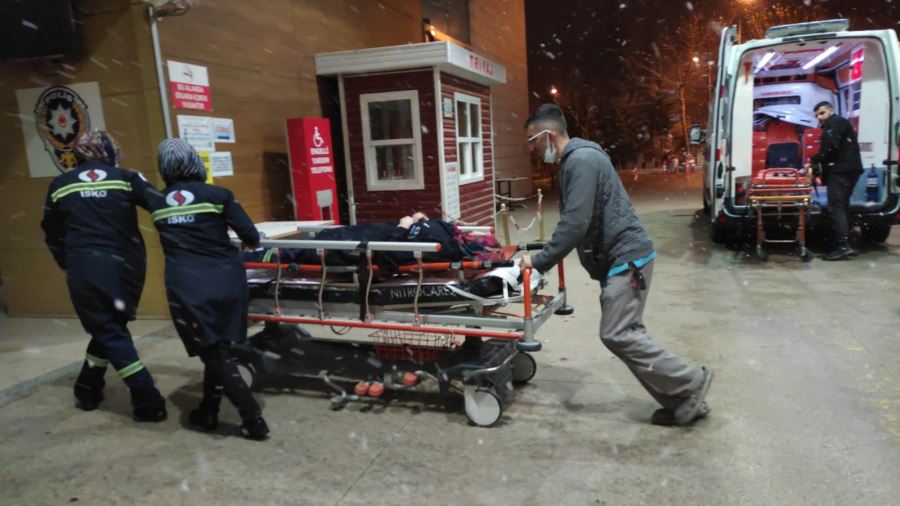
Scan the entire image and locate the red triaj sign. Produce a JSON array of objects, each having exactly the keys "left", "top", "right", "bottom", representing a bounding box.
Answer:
[{"left": 167, "top": 60, "right": 212, "bottom": 111}]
